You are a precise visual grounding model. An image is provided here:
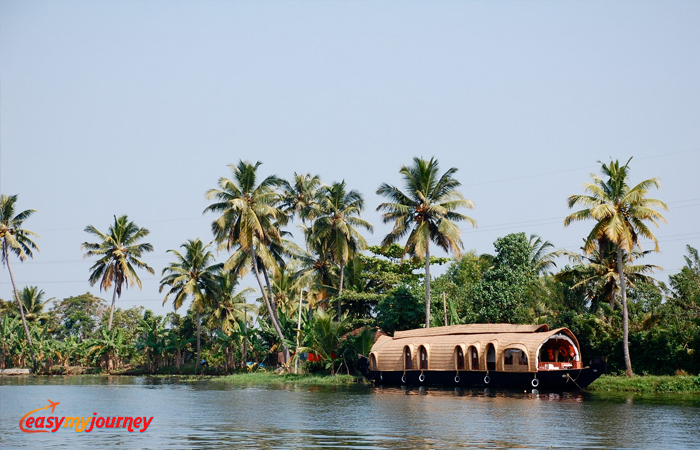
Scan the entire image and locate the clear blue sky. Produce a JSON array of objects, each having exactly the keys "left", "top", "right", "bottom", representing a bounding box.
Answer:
[{"left": 1, "top": 0, "right": 699, "bottom": 316}]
